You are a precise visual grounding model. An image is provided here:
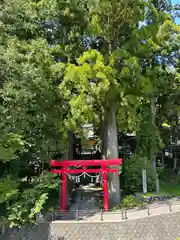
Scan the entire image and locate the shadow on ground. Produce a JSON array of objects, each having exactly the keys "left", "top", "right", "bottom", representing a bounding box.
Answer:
[
  {"left": 1, "top": 223, "right": 53, "bottom": 240},
  {"left": 53, "top": 186, "right": 102, "bottom": 221}
]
